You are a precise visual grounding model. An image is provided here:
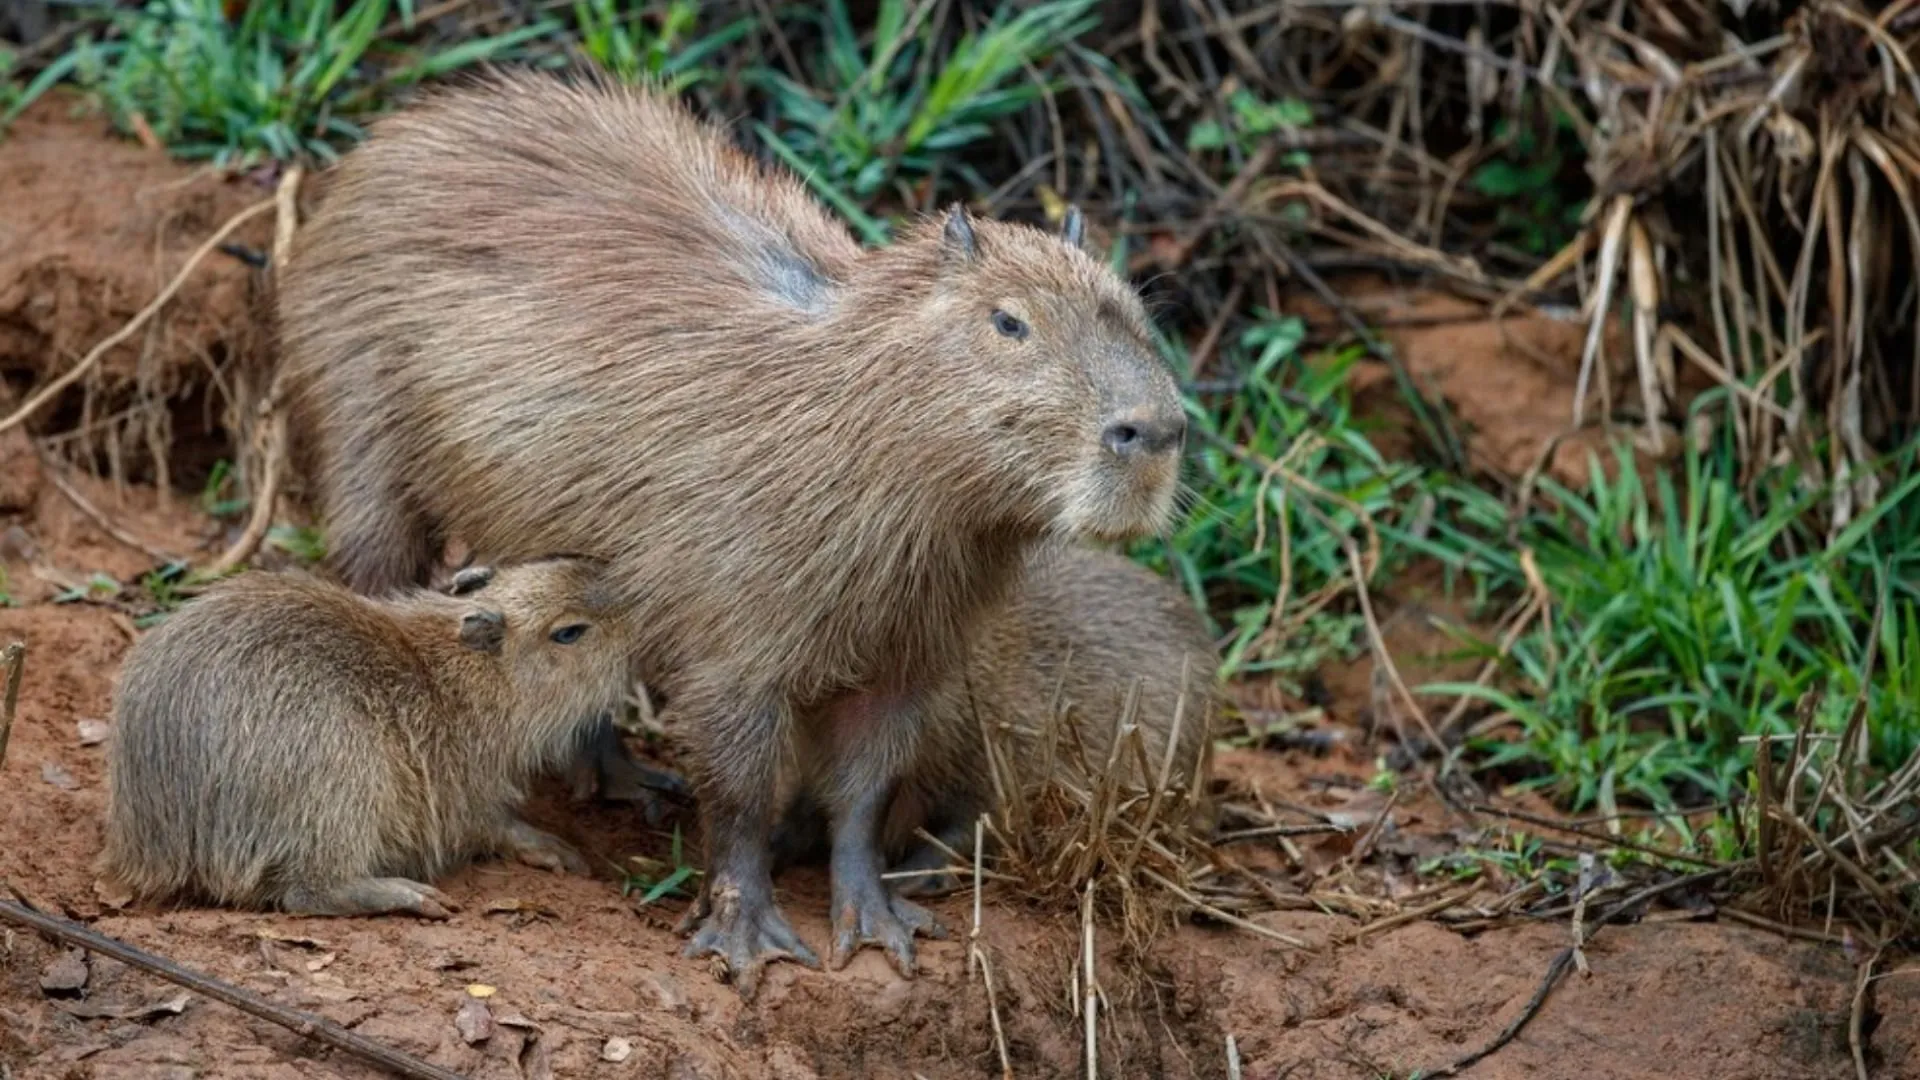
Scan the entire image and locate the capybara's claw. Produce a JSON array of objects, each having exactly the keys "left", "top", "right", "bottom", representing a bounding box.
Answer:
[
  {"left": 681, "top": 886, "right": 820, "bottom": 1000},
  {"left": 829, "top": 882, "right": 946, "bottom": 976}
]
